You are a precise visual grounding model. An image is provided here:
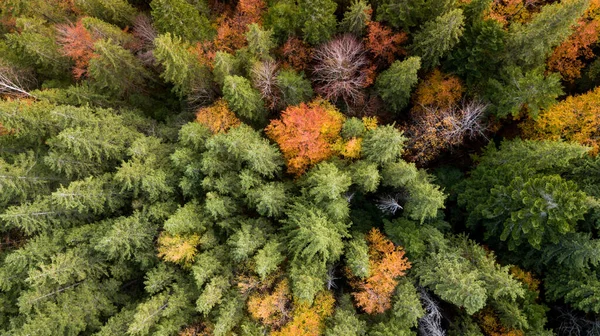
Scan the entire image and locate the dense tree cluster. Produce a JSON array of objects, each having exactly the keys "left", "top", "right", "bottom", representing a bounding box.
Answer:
[{"left": 0, "top": 0, "right": 599, "bottom": 335}]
